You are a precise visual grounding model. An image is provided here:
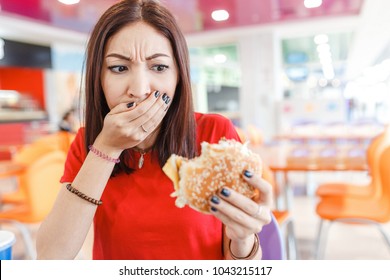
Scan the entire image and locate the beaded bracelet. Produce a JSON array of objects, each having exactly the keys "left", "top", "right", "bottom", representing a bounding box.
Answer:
[
  {"left": 229, "top": 234, "right": 260, "bottom": 260},
  {"left": 88, "top": 145, "right": 120, "bottom": 163},
  {"left": 66, "top": 184, "right": 102, "bottom": 206}
]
